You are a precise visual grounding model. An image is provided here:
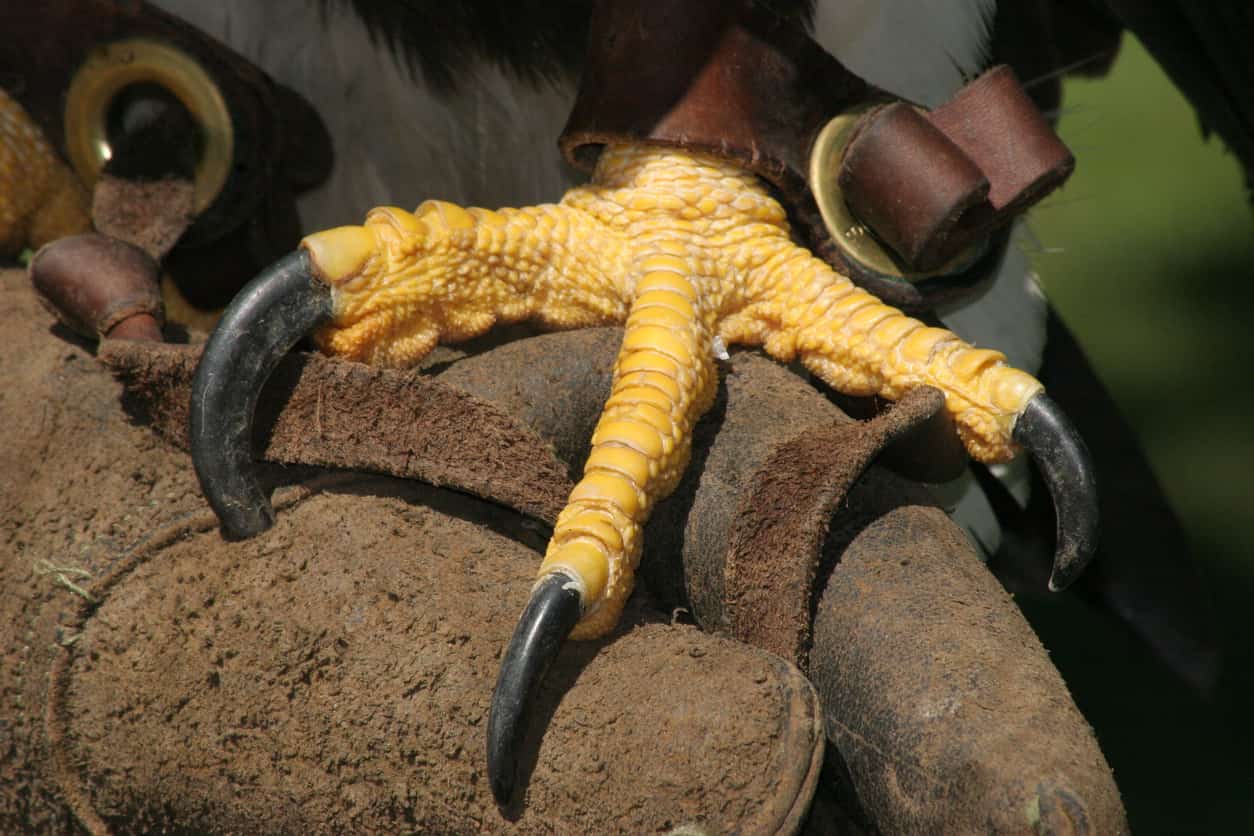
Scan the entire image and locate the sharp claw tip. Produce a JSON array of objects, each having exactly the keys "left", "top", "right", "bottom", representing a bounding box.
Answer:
[
  {"left": 489, "top": 766, "right": 514, "bottom": 807},
  {"left": 1048, "top": 554, "right": 1088, "bottom": 592},
  {"left": 1014, "top": 392, "right": 1099, "bottom": 592},
  {"left": 485, "top": 572, "right": 583, "bottom": 808}
]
